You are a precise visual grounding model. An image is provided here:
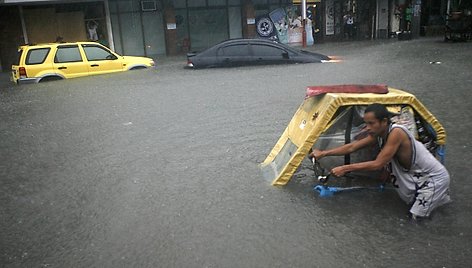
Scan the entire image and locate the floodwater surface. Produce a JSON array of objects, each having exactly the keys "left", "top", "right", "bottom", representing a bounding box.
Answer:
[{"left": 1, "top": 38, "right": 471, "bottom": 267}]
